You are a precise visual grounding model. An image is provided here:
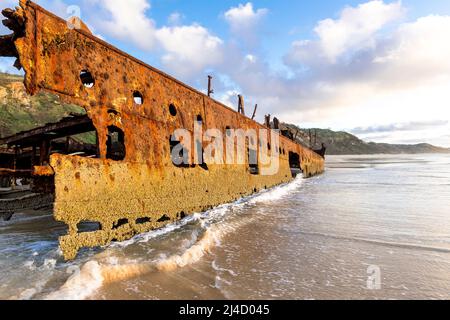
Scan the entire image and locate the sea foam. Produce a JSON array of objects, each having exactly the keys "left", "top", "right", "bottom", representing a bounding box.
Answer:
[{"left": 45, "top": 176, "right": 304, "bottom": 300}]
